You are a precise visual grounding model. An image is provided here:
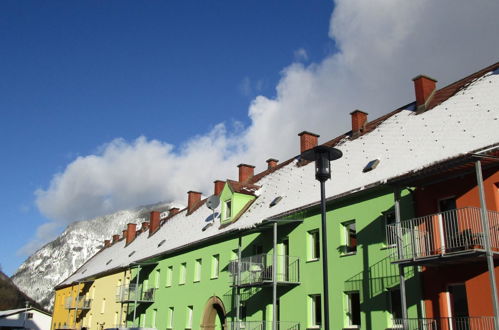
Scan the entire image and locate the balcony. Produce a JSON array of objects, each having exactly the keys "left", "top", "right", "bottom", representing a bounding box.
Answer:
[
  {"left": 115, "top": 284, "right": 156, "bottom": 303},
  {"left": 64, "top": 296, "right": 92, "bottom": 310},
  {"left": 229, "top": 254, "right": 300, "bottom": 288},
  {"left": 393, "top": 316, "right": 495, "bottom": 329},
  {"left": 387, "top": 207, "right": 499, "bottom": 265},
  {"left": 225, "top": 321, "right": 300, "bottom": 330}
]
